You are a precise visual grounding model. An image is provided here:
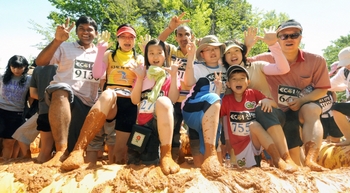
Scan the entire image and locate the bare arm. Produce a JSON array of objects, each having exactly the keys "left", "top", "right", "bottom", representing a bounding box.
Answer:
[
  {"left": 158, "top": 12, "right": 190, "bottom": 42},
  {"left": 36, "top": 18, "right": 75, "bottom": 66},
  {"left": 130, "top": 64, "right": 146, "bottom": 105},
  {"left": 183, "top": 41, "right": 197, "bottom": 87},
  {"left": 29, "top": 87, "right": 38, "bottom": 100}
]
